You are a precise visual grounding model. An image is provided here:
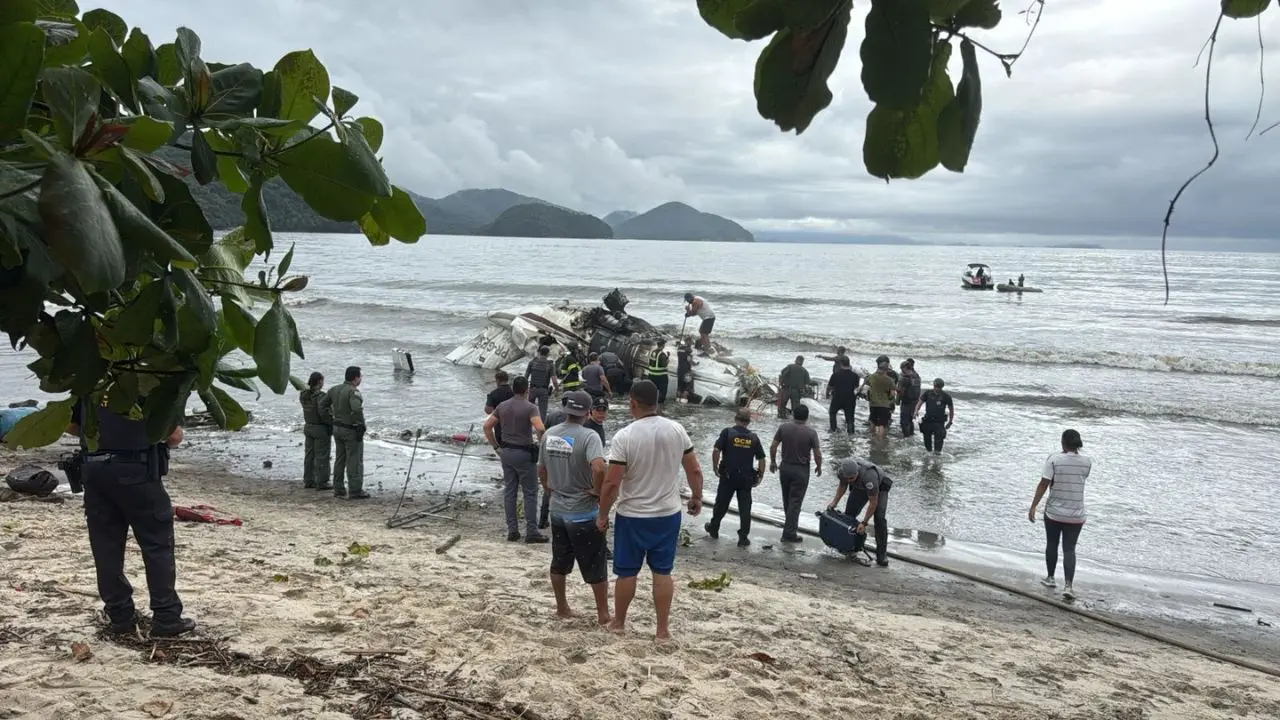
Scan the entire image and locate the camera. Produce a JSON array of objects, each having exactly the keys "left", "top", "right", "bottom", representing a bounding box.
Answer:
[{"left": 57, "top": 452, "right": 84, "bottom": 494}]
